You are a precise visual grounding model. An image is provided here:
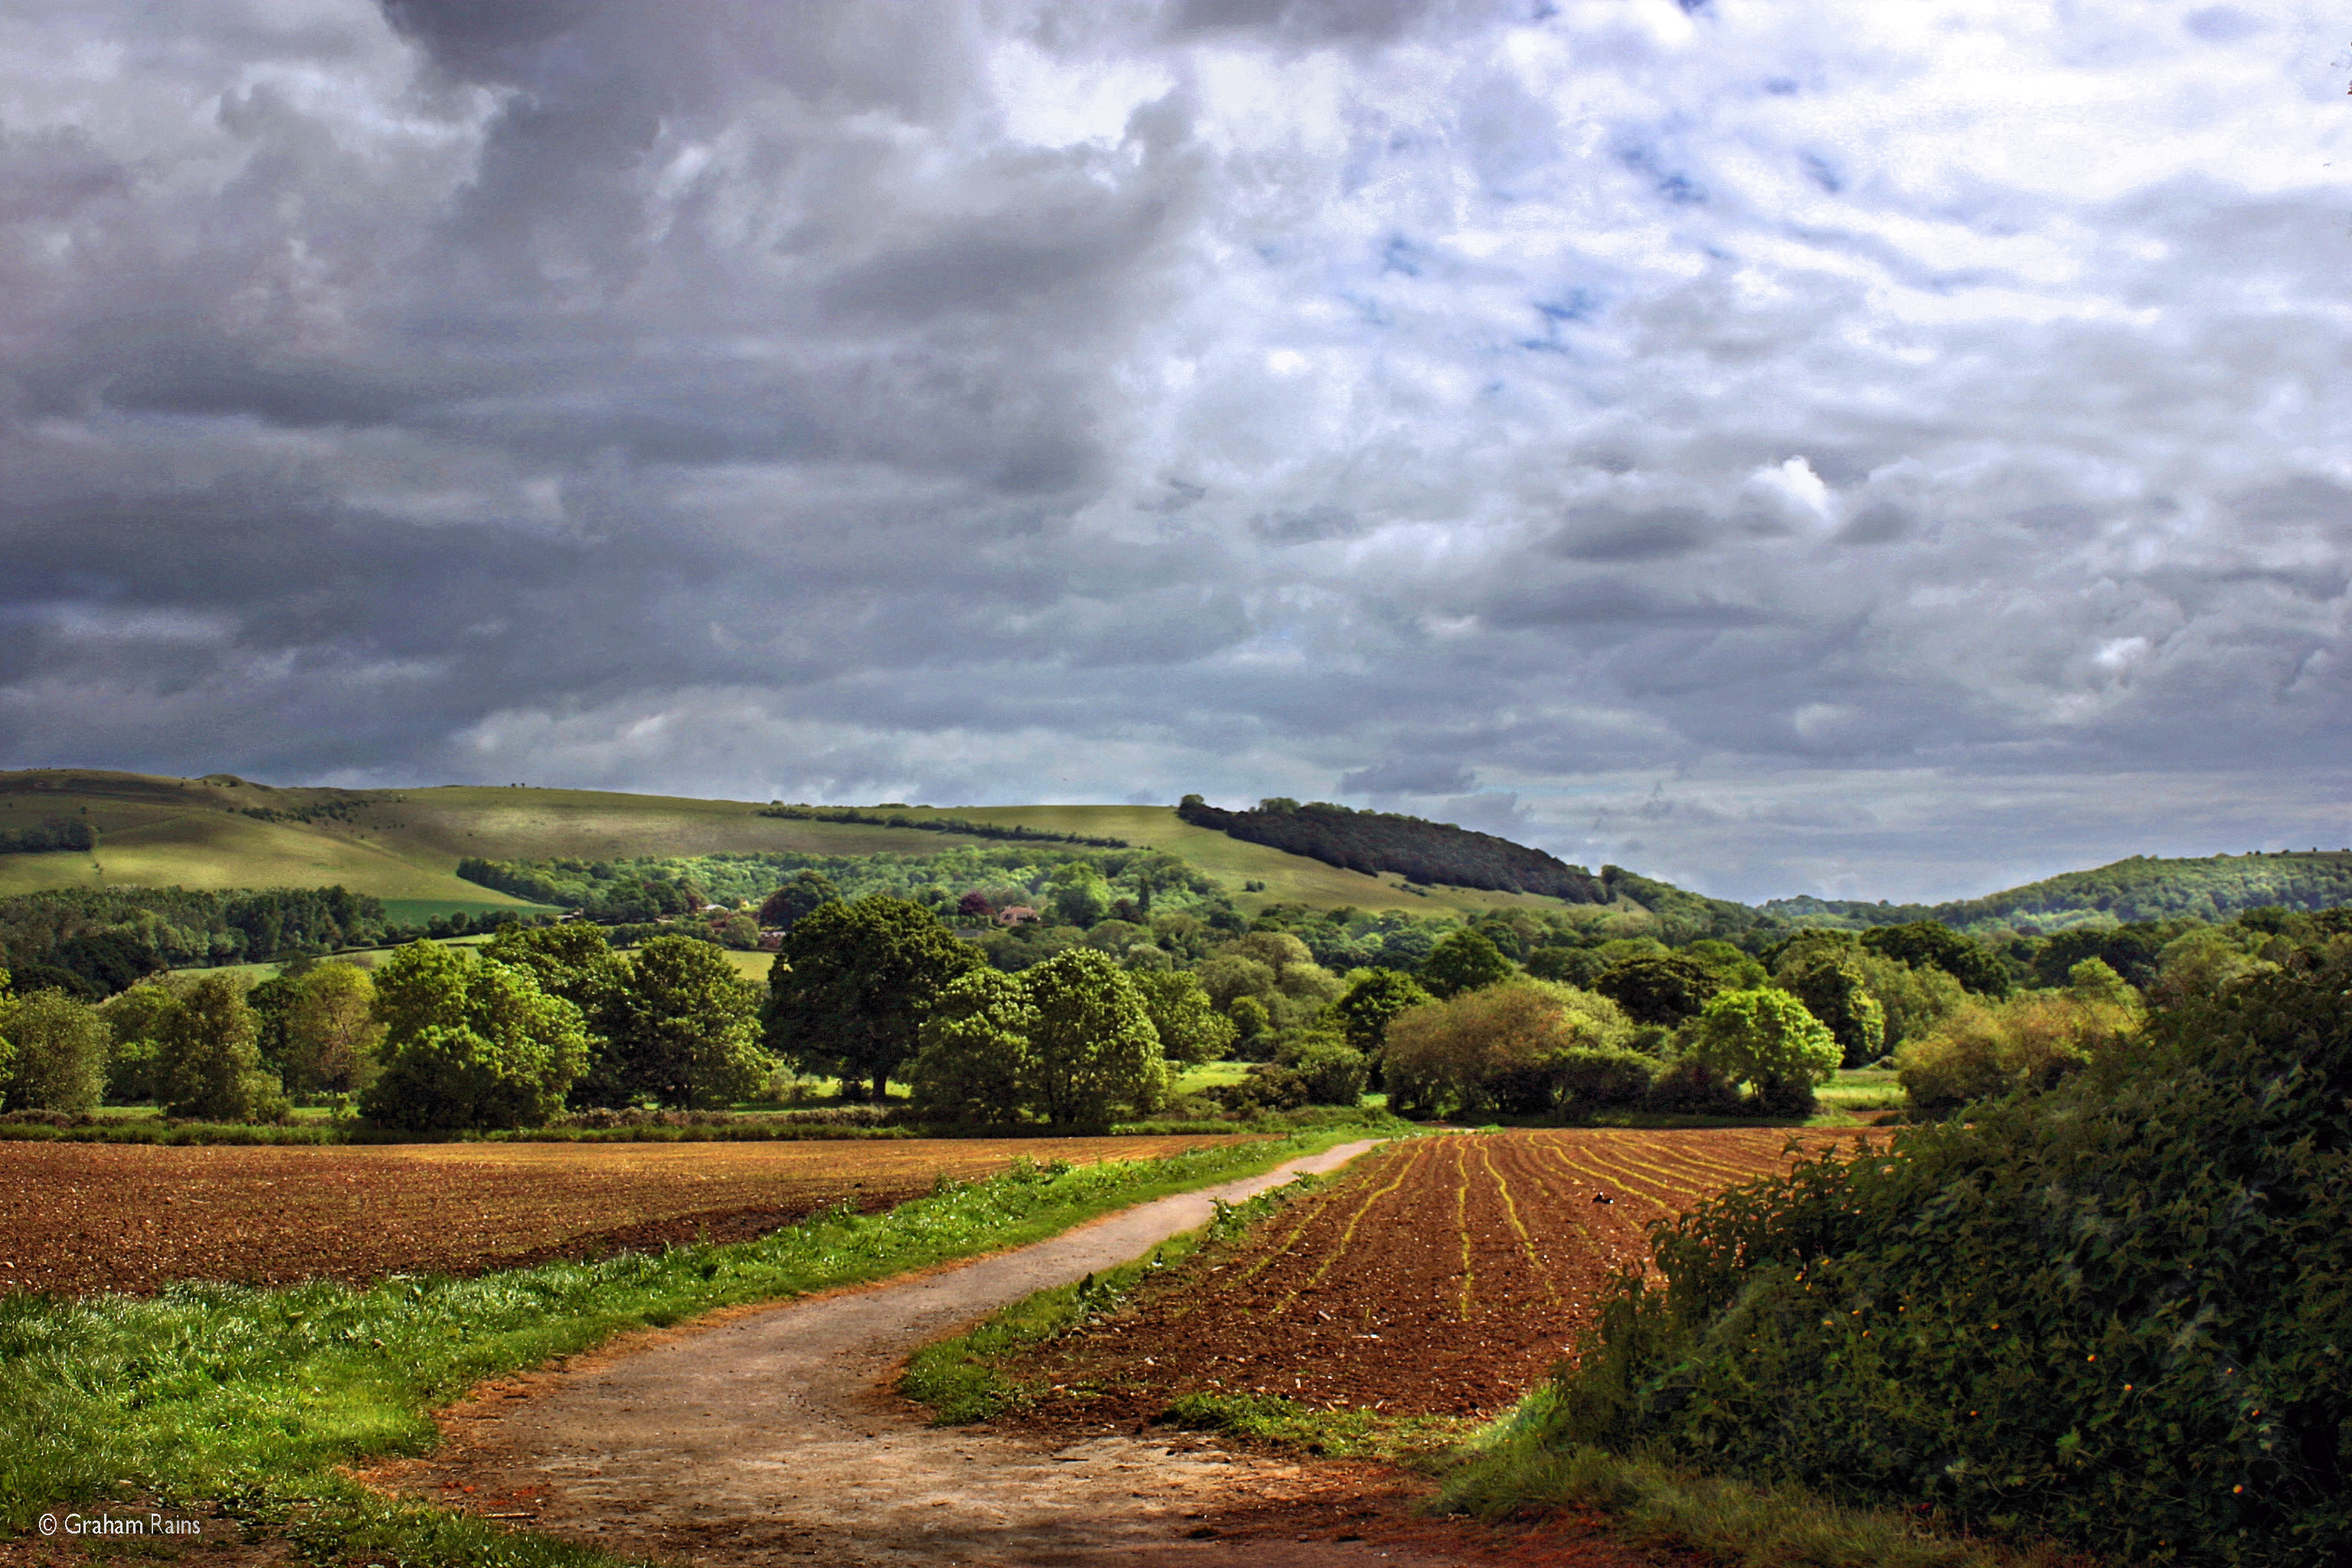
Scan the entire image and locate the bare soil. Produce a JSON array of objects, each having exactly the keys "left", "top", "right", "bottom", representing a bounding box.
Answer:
[
  {"left": 0, "top": 1135, "right": 1251, "bottom": 1296},
  {"left": 999, "top": 1128, "right": 1870, "bottom": 1430}
]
